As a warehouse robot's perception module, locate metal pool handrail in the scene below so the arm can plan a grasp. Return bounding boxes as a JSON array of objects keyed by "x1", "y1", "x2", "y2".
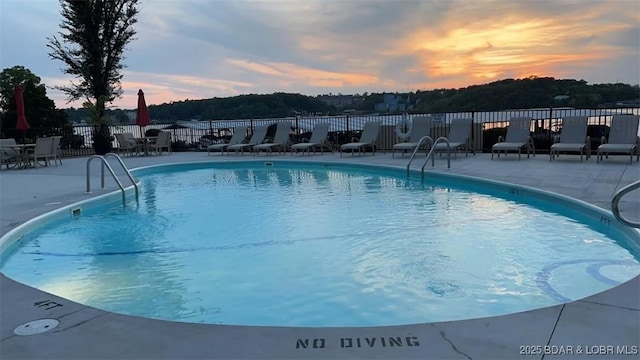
[
  {"x1": 86, "y1": 153, "x2": 139, "y2": 206},
  {"x1": 611, "y1": 179, "x2": 640, "y2": 228},
  {"x1": 420, "y1": 137, "x2": 451, "y2": 180},
  {"x1": 405, "y1": 136, "x2": 434, "y2": 176}
]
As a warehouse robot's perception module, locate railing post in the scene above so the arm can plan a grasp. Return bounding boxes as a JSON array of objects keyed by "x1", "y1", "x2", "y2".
[
  {"x1": 543, "y1": 107, "x2": 553, "y2": 152},
  {"x1": 101, "y1": 161, "x2": 105, "y2": 189},
  {"x1": 345, "y1": 114, "x2": 350, "y2": 134},
  {"x1": 471, "y1": 110, "x2": 475, "y2": 151}
]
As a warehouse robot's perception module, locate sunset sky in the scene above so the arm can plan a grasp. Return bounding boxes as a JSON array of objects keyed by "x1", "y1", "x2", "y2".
[{"x1": 1, "y1": 0, "x2": 639, "y2": 110}]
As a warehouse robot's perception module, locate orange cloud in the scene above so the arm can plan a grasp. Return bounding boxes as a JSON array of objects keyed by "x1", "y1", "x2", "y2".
[
  {"x1": 226, "y1": 59, "x2": 284, "y2": 77},
  {"x1": 392, "y1": 8, "x2": 636, "y2": 86},
  {"x1": 228, "y1": 59, "x2": 379, "y2": 88}
]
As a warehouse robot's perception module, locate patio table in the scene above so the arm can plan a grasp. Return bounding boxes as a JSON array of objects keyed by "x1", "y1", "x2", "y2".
[
  {"x1": 135, "y1": 137, "x2": 157, "y2": 156},
  {"x1": 0, "y1": 144, "x2": 36, "y2": 169}
]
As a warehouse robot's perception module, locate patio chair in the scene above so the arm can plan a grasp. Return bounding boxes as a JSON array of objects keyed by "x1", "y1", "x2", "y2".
[
  {"x1": 340, "y1": 121, "x2": 381, "y2": 156},
  {"x1": 207, "y1": 125, "x2": 248, "y2": 156},
  {"x1": 227, "y1": 124, "x2": 271, "y2": 155},
  {"x1": 115, "y1": 133, "x2": 140, "y2": 157},
  {"x1": 392, "y1": 116, "x2": 433, "y2": 158},
  {"x1": 432, "y1": 117, "x2": 475, "y2": 158},
  {"x1": 253, "y1": 122, "x2": 293, "y2": 155},
  {"x1": 51, "y1": 136, "x2": 63, "y2": 166},
  {"x1": 550, "y1": 116, "x2": 590, "y2": 162},
  {"x1": 290, "y1": 123, "x2": 333, "y2": 156},
  {"x1": 0, "y1": 138, "x2": 19, "y2": 169},
  {"x1": 491, "y1": 117, "x2": 535, "y2": 160},
  {"x1": 27, "y1": 137, "x2": 56, "y2": 167},
  {"x1": 148, "y1": 131, "x2": 172, "y2": 155},
  {"x1": 597, "y1": 114, "x2": 640, "y2": 164}
]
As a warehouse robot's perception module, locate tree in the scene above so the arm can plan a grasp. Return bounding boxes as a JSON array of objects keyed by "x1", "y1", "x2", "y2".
[
  {"x1": 47, "y1": 0, "x2": 140, "y2": 153},
  {"x1": 47, "y1": 0, "x2": 140, "y2": 120},
  {"x1": 0, "y1": 66, "x2": 42, "y2": 112},
  {"x1": 0, "y1": 66, "x2": 69, "y2": 130}
]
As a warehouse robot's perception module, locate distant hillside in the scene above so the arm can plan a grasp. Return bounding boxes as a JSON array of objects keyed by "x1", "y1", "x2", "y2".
[
  {"x1": 148, "y1": 93, "x2": 337, "y2": 121},
  {"x1": 409, "y1": 77, "x2": 639, "y2": 113},
  {"x1": 63, "y1": 77, "x2": 640, "y2": 123}
]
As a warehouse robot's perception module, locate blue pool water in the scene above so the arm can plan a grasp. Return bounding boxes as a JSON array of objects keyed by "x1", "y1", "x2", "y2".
[{"x1": 1, "y1": 162, "x2": 639, "y2": 327}]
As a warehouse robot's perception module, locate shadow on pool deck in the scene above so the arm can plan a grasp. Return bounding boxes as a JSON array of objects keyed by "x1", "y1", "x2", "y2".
[{"x1": 1, "y1": 151, "x2": 638, "y2": 359}]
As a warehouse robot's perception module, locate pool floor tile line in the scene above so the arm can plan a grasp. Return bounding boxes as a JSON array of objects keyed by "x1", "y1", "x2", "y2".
[{"x1": 0, "y1": 152, "x2": 639, "y2": 359}]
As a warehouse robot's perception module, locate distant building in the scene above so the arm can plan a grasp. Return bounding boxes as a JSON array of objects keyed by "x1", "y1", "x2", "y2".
[{"x1": 375, "y1": 93, "x2": 410, "y2": 112}]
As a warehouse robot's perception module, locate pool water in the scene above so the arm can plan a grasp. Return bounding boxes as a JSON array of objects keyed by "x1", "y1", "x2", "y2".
[{"x1": 1, "y1": 163, "x2": 639, "y2": 327}]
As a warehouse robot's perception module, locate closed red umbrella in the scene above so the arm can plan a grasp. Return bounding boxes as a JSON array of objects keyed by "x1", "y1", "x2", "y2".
[
  {"x1": 14, "y1": 85, "x2": 30, "y2": 142},
  {"x1": 136, "y1": 89, "x2": 151, "y2": 137}
]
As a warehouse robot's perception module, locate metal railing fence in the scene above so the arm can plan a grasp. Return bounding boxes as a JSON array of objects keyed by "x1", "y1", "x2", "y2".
[{"x1": 1, "y1": 106, "x2": 638, "y2": 157}]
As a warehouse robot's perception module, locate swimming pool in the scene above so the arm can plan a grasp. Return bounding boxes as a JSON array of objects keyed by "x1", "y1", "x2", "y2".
[{"x1": 1, "y1": 161, "x2": 639, "y2": 327}]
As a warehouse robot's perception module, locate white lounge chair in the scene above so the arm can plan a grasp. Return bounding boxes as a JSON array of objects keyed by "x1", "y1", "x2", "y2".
[
  {"x1": 291, "y1": 123, "x2": 333, "y2": 156},
  {"x1": 340, "y1": 121, "x2": 381, "y2": 156},
  {"x1": 227, "y1": 124, "x2": 271, "y2": 155},
  {"x1": 597, "y1": 114, "x2": 640, "y2": 164},
  {"x1": 550, "y1": 116, "x2": 589, "y2": 162},
  {"x1": 392, "y1": 116, "x2": 433, "y2": 158},
  {"x1": 491, "y1": 117, "x2": 535, "y2": 160},
  {"x1": 207, "y1": 126, "x2": 248, "y2": 156},
  {"x1": 432, "y1": 117, "x2": 474, "y2": 158},
  {"x1": 253, "y1": 122, "x2": 292, "y2": 155}
]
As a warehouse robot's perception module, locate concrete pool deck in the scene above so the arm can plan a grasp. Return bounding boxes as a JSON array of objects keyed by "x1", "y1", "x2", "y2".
[{"x1": 0, "y1": 151, "x2": 638, "y2": 359}]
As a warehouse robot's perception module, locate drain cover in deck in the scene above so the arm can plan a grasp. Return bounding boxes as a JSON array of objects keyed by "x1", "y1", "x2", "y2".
[{"x1": 14, "y1": 319, "x2": 59, "y2": 335}]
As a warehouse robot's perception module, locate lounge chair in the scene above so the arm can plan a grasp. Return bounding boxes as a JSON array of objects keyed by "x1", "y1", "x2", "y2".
[
  {"x1": 207, "y1": 126, "x2": 248, "y2": 156},
  {"x1": 340, "y1": 121, "x2": 381, "y2": 156},
  {"x1": 115, "y1": 133, "x2": 140, "y2": 157},
  {"x1": 253, "y1": 122, "x2": 293, "y2": 155},
  {"x1": 227, "y1": 124, "x2": 271, "y2": 155},
  {"x1": 290, "y1": 123, "x2": 333, "y2": 156},
  {"x1": 491, "y1": 117, "x2": 535, "y2": 160},
  {"x1": 597, "y1": 114, "x2": 640, "y2": 163},
  {"x1": 550, "y1": 116, "x2": 589, "y2": 162},
  {"x1": 392, "y1": 116, "x2": 433, "y2": 158},
  {"x1": 432, "y1": 117, "x2": 474, "y2": 158}
]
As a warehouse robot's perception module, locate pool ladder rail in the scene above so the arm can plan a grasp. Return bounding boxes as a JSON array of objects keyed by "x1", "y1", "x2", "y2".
[
  {"x1": 406, "y1": 136, "x2": 452, "y2": 180},
  {"x1": 611, "y1": 179, "x2": 640, "y2": 228},
  {"x1": 86, "y1": 153, "x2": 139, "y2": 206}
]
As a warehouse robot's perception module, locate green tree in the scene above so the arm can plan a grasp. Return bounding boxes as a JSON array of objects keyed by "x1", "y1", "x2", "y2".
[
  {"x1": 47, "y1": 0, "x2": 140, "y2": 120},
  {"x1": 0, "y1": 66, "x2": 69, "y2": 130},
  {"x1": 47, "y1": 0, "x2": 140, "y2": 153}
]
